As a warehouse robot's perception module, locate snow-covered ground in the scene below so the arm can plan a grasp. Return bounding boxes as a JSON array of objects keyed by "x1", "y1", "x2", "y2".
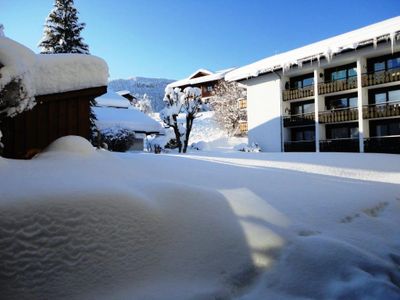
[
  {"x1": 0, "y1": 136, "x2": 399, "y2": 299},
  {"x1": 151, "y1": 111, "x2": 247, "y2": 151}
]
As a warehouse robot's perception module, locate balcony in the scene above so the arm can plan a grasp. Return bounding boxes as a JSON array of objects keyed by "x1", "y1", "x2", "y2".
[
  {"x1": 361, "y1": 68, "x2": 400, "y2": 87},
  {"x1": 318, "y1": 107, "x2": 358, "y2": 124},
  {"x1": 318, "y1": 77, "x2": 357, "y2": 95},
  {"x1": 284, "y1": 140, "x2": 316, "y2": 152},
  {"x1": 283, "y1": 112, "x2": 315, "y2": 127},
  {"x1": 282, "y1": 85, "x2": 314, "y2": 101},
  {"x1": 362, "y1": 101, "x2": 400, "y2": 119},
  {"x1": 319, "y1": 138, "x2": 359, "y2": 152},
  {"x1": 364, "y1": 135, "x2": 400, "y2": 154}
]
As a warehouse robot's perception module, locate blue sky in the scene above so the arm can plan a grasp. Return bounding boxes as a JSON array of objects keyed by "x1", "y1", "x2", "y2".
[{"x1": 1, "y1": 0, "x2": 399, "y2": 80}]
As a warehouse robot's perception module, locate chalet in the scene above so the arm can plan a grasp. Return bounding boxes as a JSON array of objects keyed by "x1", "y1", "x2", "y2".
[
  {"x1": 116, "y1": 90, "x2": 137, "y2": 103},
  {"x1": 226, "y1": 16, "x2": 400, "y2": 154},
  {"x1": 169, "y1": 68, "x2": 249, "y2": 135},
  {"x1": 94, "y1": 90, "x2": 163, "y2": 151},
  {"x1": 168, "y1": 68, "x2": 235, "y2": 102},
  {"x1": 0, "y1": 35, "x2": 108, "y2": 159}
]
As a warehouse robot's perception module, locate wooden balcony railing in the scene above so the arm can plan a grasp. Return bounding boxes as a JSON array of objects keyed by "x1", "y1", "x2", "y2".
[
  {"x1": 284, "y1": 140, "x2": 316, "y2": 152},
  {"x1": 319, "y1": 138, "x2": 359, "y2": 152},
  {"x1": 362, "y1": 100, "x2": 400, "y2": 119},
  {"x1": 364, "y1": 135, "x2": 400, "y2": 154},
  {"x1": 318, "y1": 77, "x2": 357, "y2": 95},
  {"x1": 282, "y1": 85, "x2": 314, "y2": 101},
  {"x1": 283, "y1": 112, "x2": 315, "y2": 127},
  {"x1": 361, "y1": 68, "x2": 400, "y2": 87},
  {"x1": 318, "y1": 107, "x2": 358, "y2": 124}
]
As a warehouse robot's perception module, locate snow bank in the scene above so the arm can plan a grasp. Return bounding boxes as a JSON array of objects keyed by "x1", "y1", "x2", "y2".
[
  {"x1": 40, "y1": 135, "x2": 96, "y2": 156},
  {"x1": 94, "y1": 106, "x2": 164, "y2": 134},
  {"x1": 187, "y1": 111, "x2": 248, "y2": 151},
  {"x1": 95, "y1": 90, "x2": 132, "y2": 108},
  {"x1": 0, "y1": 36, "x2": 108, "y2": 97},
  {"x1": 0, "y1": 144, "x2": 254, "y2": 299},
  {"x1": 226, "y1": 16, "x2": 400, "y2": 81},
  {"x1": 0, "y1": 140, "x2": 399, "y2": 299}
]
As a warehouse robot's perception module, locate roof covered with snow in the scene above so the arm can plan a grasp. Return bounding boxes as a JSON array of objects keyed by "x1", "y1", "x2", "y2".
[
  {"x1": 168, "y1": 68, "x2": 236, "y2": 88},
  {"x1": 95, "y1": 90, "x2": 132, "y2": 108},
  {"x1": 93, "y1": 106, "x2": 164, "y2": 134},
  {"x1": 225, "y1": 16, "x2": 400, "y2": 81},
  {"x1": 0, "y1": 35, "x2": 108, "y2": 97},
  {"x1": 116, "y1": 90, "x2": 131, "y2": 96}
]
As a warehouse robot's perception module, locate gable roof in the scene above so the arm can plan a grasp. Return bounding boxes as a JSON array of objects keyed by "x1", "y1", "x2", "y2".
[
  {"x1": 225, "y1": 16, "x2": 400, "y2": 82},
  {"x1": 95, "y1": 90, "x2": 132, "y2": 108},
  {"x1": 188, "y1": 69, "x2": 213, "y2": 79},
  {"x1": 168, "y1": 68, "x2": 236, "y2": 88},
  {"x1": 93, "y1": 106, "x2": 164, "y2": 134}
]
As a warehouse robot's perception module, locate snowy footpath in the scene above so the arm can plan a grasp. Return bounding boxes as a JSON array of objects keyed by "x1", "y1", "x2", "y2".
[{"x1": 0, "y1": 136, "x2": 399, "y2": 300}]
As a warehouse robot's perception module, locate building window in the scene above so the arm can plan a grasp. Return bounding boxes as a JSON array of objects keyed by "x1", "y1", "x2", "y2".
[
  {"x1": 369, "y1": 85, "x2": 400, "y2": 105},
  {"x1": 239, "y1": 122, "x2": 248, "y2": 133},
  {"x1": 368, "y1": 52, "x2": 400, "y2": 73},
  {"x1": 325, "y1": 93, "x2": 358, "y2": 110},
  {"x1": 326, "y1": 123, "x2": 359, "y2": 139},
  {"x1": 290, "y1": 100, "x2": 314, "y2": 115},
  {"x1": 370, "y1": 118, "x2": 400, "y2": 137},
  {"x1": 289, "y1": 73, "x2": 314, "y2": 89},
  {"x1": 206, "y1": 85, "x2": 213, "y2": 92},
  {"x1": 238, "y1": 98, "x2": 247, "y2": 109},
  {"x1": 291, "y1": 126, "x2": 315, "y2": 141},
  {"x1": 325, "y1": 63, "x2": 357, "y2": 82}
]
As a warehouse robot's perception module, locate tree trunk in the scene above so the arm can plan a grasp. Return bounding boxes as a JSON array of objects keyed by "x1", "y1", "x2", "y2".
[
  {"x1": 183, "y1": 114, "x2": 194, "y2": 153},
  {"x1": 172, "y1": 115, "x2": 182, "y2": 153}
]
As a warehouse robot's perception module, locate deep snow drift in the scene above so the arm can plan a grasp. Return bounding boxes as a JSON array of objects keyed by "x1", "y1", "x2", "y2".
[{"x1": 0, "y1": 136, "x2": 399, "y2": 299}]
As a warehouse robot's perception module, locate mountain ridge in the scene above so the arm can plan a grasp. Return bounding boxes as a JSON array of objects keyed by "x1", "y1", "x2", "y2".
[{"x1": 108, "y1": 76, "x2": 175, "y2": 112}]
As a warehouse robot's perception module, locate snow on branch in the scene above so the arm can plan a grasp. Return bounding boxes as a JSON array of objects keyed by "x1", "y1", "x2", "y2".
[{"x1": 160, "y1": 86, "x2": 202, "y2": 153}]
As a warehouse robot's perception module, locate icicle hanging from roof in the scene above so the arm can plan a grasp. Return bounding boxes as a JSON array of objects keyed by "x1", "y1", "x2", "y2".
[{"x1": 390, "y1": 32, "x2": 396, "y2": 54}]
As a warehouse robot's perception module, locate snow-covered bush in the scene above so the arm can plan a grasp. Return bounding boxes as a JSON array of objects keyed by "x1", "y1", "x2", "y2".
[
  {"x1": 160, "y1": 86, "x2": 202, "y2": 153},
  {"x1": 145, "y1": 129, "x2": 176, "y2": 153},
  {"x1": 0, "y1": 27, "x2": 37, "y2": 150},
  {"x1": 234, "y1": 142, "x2": 261, "y2": 152},
  {"x1": 209, "y1": 80, "x2": 247, "y2": 136},
  {"x1": 99, "y1": 127, "x2": 136, "y2": 152}
]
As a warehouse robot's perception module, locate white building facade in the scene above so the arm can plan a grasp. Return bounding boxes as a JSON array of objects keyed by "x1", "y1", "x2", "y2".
[{"x1": 226, "y1": 17, "x2": 400, "y2": 153}]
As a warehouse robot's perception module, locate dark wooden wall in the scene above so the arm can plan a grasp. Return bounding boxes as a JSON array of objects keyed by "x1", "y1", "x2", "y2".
[{"x1": 1, "y1": 86, "x2": 106, "y2": 159}]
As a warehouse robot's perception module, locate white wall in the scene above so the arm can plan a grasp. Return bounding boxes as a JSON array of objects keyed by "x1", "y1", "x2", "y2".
[{"x1": 245, "y1": 74, "x2": 282, "y2": 152}]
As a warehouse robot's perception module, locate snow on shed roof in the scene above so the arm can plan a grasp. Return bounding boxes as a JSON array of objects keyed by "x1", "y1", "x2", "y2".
[
  {"x1": 116, "y1": 90, "x2": 131, "y2": 96},
  {"x1": 0, "y1": 36, "x2": 108, "y2": 97},
  {"x1": 168, "y1": 68, "x2": 236, "y2": 88},
  {"x1": 93, "y1": 106, "x2": 164, "y2": 134},
  {"x1": 95, "y1": 90, "x2": 131, "y2": 108},
  {"x1": 225, "y1": 16, "x2": 400, "y2": 82}
]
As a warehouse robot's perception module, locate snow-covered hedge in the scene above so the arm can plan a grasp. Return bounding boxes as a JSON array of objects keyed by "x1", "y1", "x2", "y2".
[{"x1": 99, "y1": 127, "x2": 136, "y2": 152}]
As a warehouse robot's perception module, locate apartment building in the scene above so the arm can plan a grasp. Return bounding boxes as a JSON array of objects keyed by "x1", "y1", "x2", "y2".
[{"x1": 225, "y1": 16, "x2": 400, "y2": 153}]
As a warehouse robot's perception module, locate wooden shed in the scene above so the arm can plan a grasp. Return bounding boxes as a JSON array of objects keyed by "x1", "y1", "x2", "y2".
[
  {"x1": 0, "y1": 86, "x2": 106, "y2": 159},
  {"x1": 0, "y1": 35, "x2": 109, "y2": 159}
]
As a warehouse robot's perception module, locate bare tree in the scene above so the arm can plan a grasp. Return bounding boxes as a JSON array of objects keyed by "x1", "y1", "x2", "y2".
[
  {"x1": 209, "y1": 80, "x2": 246, "y2": 136},
  {"x1": 181, "y1": 87, "x2": 202, "y2": 153},
  {"x1": 160, "y1": 86, "x2": 201, "y2": 153}
]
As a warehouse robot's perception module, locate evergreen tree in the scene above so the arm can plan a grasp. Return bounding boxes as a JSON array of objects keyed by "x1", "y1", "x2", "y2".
[
  {"x1": 38, "y1": 0, "x2": 98, "y2": 144},
  {"x1": 38, "y1": 0, "x2": 89, "y2": 54}
]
